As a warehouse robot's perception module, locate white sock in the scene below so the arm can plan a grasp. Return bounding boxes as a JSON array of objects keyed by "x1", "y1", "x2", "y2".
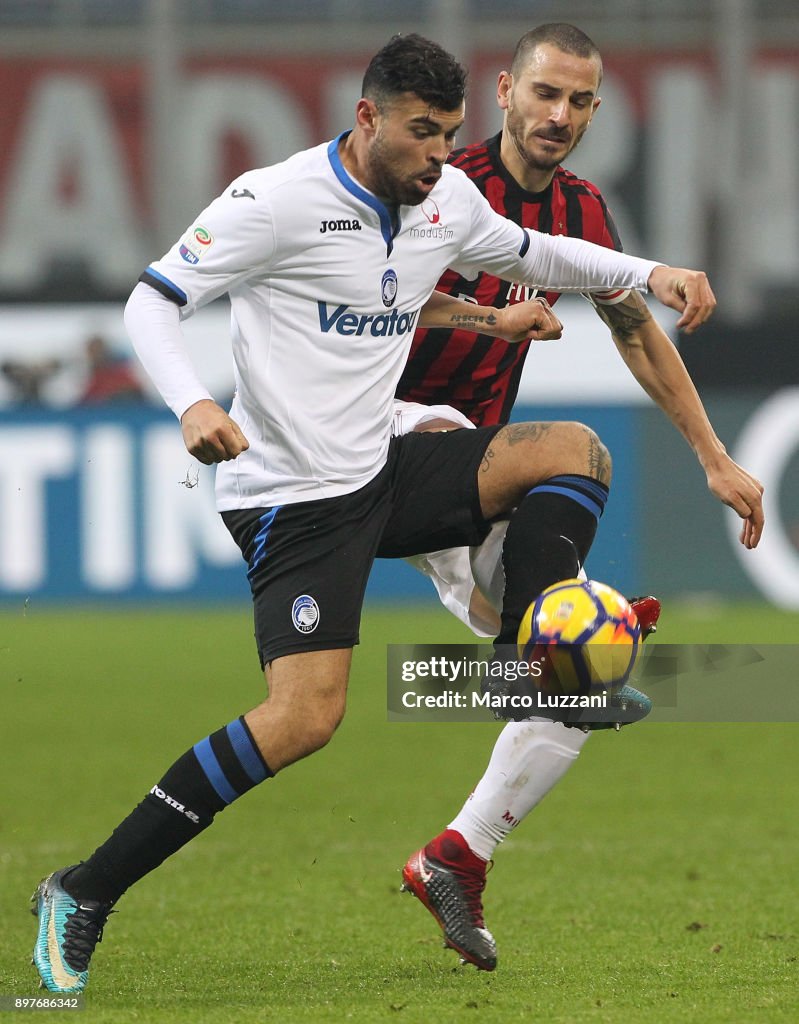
[{"x1": 448, "y1": 719, "x2": 589, "y2": 861}]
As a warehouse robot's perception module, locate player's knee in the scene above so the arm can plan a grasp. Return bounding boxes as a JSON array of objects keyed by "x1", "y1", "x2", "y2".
[
  {"x1": 304, "y1": 702, "x2": 346, "y2": 752},
  {"x1": 495, "y1": 420, "x2": 611, "y2": 486},
  {"x1": 479, "y1": 421, "x2": 611, "y2": 521},
  {"x1": 555, "y1": 421, "x2": 612, "y2": 486},
  {"x1": 295, "y1": 685, "x2": 347, "y2": 754},
  {"x1": 580, "y1": 422, "x2": 612, "y2": 486}
]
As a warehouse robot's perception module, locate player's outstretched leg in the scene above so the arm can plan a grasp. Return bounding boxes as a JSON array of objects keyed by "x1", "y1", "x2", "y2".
[{"x1": 402, "y1": 421, "x2": 610, "y2": 968}]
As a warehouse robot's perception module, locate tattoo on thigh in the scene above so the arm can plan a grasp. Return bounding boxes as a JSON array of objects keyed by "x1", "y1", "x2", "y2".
[
  {"x1": 585, "y1": 428, "x2": 612, "y2": 485},
  {"x1": 499, "y1": 422, "x2": 555, "y2": 447}
]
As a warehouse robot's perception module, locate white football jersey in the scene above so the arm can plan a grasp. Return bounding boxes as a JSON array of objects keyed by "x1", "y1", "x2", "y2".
[{"x1": 139, "y1": 132, "x2": 659, "y2": 510}]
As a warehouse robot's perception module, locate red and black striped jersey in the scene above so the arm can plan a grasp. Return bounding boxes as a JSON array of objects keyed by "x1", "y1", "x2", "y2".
[{"x1": 396, "y1": 132, "x2": 622, "y2": 426}]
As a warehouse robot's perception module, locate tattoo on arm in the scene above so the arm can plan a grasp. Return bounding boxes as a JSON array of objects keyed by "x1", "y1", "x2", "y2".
[
  {"x1": 448, "y1": 313, "x2": 498, "y2": 328},
  {"x1": 593, "y1": 290, "x2": 652, "y2": 343}
]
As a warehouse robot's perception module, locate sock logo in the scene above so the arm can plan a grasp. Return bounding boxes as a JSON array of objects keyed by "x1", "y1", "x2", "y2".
[{"x1": 150, "y1": 785, "x2": 201, "y2": 824}]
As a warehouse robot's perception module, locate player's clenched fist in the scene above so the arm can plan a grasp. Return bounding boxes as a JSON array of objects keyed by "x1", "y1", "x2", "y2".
[
  {"x1": 496, "y1": 297, "x2": 563, "y2": 343},
  {"x1": 180, "y1": 398, "x2": 250, "y2": 464}
]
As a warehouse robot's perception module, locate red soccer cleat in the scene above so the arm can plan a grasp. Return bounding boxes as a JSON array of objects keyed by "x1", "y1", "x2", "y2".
[
  {"x1": 401, "y1": 829, "x2": 496, "y2": 971},
  {"x1": 628, "y1": 595, "x2": 661, "y2": 640}
]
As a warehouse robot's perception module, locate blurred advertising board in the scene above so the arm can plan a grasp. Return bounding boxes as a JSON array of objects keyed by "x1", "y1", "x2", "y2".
[
  {"x1": 3, "y1": 393, "x2": 796, "y2": 607},
  {"x1": 0, "y1": 47, "x2": 797, "y2": 298},
  {"x1": 0, "y1": 404, "x2": 636, "y2": 604}
]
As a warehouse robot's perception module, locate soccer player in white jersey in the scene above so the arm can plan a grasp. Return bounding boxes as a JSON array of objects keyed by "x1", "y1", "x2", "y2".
[{"x1": 31, "y1": 33, "x2": 722, "y2": 993}]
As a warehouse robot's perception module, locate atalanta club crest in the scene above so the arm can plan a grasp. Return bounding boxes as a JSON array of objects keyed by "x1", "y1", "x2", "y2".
[
  {"x1": 381, "y1": 268, "x2": 398, "y2": 308},
  {"x1": 292, "y1": 595, "x2": 320, "y2": 634}
]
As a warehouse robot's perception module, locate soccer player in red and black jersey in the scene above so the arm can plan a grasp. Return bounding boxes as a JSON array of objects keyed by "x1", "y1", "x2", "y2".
[
  {"x1": 398, "y1": 23, "x2": 764, "y2": 973},
  {"x1": 396, "y1": 31, "x2": 624, "y2": 427}
]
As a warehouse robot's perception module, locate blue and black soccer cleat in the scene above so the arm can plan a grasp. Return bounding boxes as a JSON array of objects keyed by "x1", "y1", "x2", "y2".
[
  {"x1": 573, "y1": 595, "x2": 660, "y2": 731},
  {"x1": 578, "y1": 680, "x2": 653, "y2": 731},
  {"x1": 31, "y1": 866, "x2": 114, "y2": 993}
]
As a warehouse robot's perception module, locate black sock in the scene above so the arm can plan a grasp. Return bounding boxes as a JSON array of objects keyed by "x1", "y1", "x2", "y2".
[
  {"x1": 497, "y1": 474, "x2": 609, "y2": 647},
  {"x1": 64, "y1": 716, "x2": 273, "y2": 904}
]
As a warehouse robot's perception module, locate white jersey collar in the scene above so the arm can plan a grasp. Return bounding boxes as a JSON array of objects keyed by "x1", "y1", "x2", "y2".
[{"x1": 327, "y1": 131, "x2": 401, "y2": 257}]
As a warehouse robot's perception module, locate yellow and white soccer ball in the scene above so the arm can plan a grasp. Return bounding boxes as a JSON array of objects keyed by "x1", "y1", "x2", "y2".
[{"x1": 518, "y1": 578, "x2": 641, "y2": 694}]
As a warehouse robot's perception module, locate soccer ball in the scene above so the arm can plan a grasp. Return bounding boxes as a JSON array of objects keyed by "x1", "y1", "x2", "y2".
[{"x1": 517, "y1": 578, "x2": 641, "y2": 694}]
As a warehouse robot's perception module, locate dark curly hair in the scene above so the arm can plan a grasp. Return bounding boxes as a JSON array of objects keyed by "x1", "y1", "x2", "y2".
[{"x1": 362, "y1": 34, "x2": 467, "y2": 112}]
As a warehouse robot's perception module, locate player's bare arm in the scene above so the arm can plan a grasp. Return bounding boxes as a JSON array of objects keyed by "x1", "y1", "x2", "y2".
[
  {"x1": 180, "y1": 398, "x2": 250, "y2": 465},
  {"x1": 420, "y1": 291, "x2": 563, "y2": 342},
  {"x1": 591, "y1": 288, "x2": 653, "y2": 343},
  {"x1": 593, "y1": 290, "x2": 764, "y2": 549},
  {"x1": 647, "y1": 266, "x2": 716, "y2": 333}
]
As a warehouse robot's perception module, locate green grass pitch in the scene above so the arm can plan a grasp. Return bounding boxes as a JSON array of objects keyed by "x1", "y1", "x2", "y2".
[{"x1": 2, "y1": 602, "x2": 798, "y2": 1023}]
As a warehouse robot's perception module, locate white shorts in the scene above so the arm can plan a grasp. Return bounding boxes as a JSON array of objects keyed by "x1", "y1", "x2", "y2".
[{"x1": 391, "y1": 399, "x2": 475, "y2": 437}]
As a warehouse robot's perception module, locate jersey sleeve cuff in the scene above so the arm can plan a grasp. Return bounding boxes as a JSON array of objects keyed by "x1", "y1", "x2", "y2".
[
  {"x1": 139, "y1": 268, "x2": 189, "y2": 308},
  {"x1": 174, "y1": 390, "x2": 216, "y2": 422},
  {"x1": 591, "y1": 288, "x2": 632, "y2": 305}
]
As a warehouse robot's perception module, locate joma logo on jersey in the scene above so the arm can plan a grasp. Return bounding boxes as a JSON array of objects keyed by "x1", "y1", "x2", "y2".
[
  {"x1": 320, "y1": 218, "x2": 362, "y2": 234},
  {"x1": 317, "y1": 302, "x2": 419, "y2": 337}
]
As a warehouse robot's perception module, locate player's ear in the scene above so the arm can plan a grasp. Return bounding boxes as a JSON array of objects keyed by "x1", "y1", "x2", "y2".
[
  {"x1": 355, "y1": 97, "x2": 380, "y2": 135},
  {"x1": 591, "y1": 95, "x2": 602, "y2": 119},
  {"x1": 497, "y1": 71, "x2": 512, "y2": 110}
]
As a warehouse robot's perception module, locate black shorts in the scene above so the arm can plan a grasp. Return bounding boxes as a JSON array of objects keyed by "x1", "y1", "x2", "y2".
[{"x1": 222, "y1": 425, "x2": 502, "y2": 666}]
